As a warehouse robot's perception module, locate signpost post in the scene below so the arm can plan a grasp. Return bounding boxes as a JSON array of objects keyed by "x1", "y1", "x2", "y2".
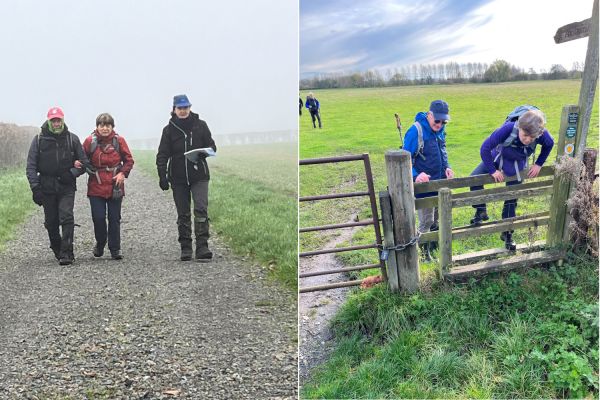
[{"x1": 547, "y1": 0, "x2": 598, "y2": 246}]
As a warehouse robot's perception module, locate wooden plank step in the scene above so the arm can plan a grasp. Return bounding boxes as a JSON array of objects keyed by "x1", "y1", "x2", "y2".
[
  {"x1": 419, "y1": 213, "x2": 549, "y2": 243},
  {"x1": 453, "y1": 240, "x2": 546, "y2": 265},
  {"x1": 444, "y1": 249, "x2": 565, "y2": 281}
]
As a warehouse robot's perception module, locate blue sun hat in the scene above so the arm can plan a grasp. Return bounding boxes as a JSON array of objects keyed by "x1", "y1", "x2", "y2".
[{"x1": 173, "y1": 94, "x2": 192, "y2": 108}]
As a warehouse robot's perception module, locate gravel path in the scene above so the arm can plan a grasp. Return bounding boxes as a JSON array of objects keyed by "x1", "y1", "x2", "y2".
[{"x1": 0, "y1": 169, "x2": 297, "y2": 399}]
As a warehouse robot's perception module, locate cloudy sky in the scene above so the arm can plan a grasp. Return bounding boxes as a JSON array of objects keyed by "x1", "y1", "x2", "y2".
[
  {"x1": 300, "y1": 0, "x2": 593, "y2": 77},
  {"x1": 0, "y1": 0, "x2": 298, "y2": 140}
]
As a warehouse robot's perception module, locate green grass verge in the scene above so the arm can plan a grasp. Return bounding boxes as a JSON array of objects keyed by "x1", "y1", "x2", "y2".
[
  {"x1": 134, "y1": 142, "x2": 298, "y2": 291},
  {"x1": 0, "y1": 167, "x2": 37, "y2": 251},
  {"x1": 302, "y1": 255, "x2": 599, "y2": 399}
]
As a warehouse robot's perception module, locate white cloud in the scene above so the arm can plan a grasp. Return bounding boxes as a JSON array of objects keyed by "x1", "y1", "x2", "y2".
[{"x1": 435, "y1": 0, "x2": 592, "y2": 72}]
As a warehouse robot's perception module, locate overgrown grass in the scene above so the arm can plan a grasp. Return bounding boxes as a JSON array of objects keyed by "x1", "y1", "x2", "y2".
[
  {"x1": 134, "y1": 142, "x2": 298, "y2": 291},
  {"x1": 0, "y1": 167, "x2": 37, "y2": 251},
  {"x1": 302, "y1": 255, "x2": 599, "y2": 399}
]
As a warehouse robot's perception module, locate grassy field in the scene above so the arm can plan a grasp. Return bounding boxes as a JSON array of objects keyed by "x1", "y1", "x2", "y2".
[
  {"x1": 300, "y1": 80, "x2": 599, "y2": 398},
  {"x1": 134, "y1": 141, "x2": 298, "y2": 291},
  {"x1": 0, "y1": 168, "x2": 37, "y2": 251},
  {"x1": 300, "y1": 80, "x2": 599, "y2": 266}
]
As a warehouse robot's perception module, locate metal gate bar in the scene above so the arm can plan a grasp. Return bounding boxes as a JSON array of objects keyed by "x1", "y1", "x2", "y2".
[
  {"x1": 300, "y1": 243, "x2": 378, "y2": 258},
  {"x1": 299, "y1": 263, "x2": 381, "y2": 278},
  {"x1": 300, "y1": 153, "x2": 386, "y2": 292},
  {"x1": 300, "y1": 220, "x2": 374, "y2": 233}
]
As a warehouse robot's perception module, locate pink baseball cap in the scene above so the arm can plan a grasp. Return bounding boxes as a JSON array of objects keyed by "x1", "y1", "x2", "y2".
[{"x1": 47, "y1": 106, "x2": 64, "y2": 120}]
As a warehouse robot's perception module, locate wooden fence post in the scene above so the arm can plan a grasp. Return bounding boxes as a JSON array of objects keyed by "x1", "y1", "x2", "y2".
[
  {"x1": 385, "y1": 150, "x2": 419, "y2": 293},
  {"x1": 379, "y1": 191, "x2": 399, "y2": 292},
  {"x1": 438, "y1": 188, "x2": 453, "y2": 275},
  {"x1": 547, "y1": 105, "x2": 578, "y2": 246}
]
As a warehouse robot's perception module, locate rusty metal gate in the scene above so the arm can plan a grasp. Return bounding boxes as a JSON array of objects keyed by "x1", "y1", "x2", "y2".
[{"x1": 299, "y1": 154, "x2": 386, "y2": 293}]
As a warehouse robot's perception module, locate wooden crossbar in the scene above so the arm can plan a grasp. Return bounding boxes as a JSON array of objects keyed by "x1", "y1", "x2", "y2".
[
  {"x1": 413, "y1": 165, "x2": 554, "y2": 194},
  {"x1": 452, "y1": 240, "x2": 546, "y2": 266},
  {"x1": 452, "y1": 186, "x2": 552, "y2": 208},
  {"x1": 415, "y1": 179, "x2": 553, "y2": 210},
  {"x1": 444, "y1": 249, "x2": 565, "y2": 280},
  {"x1": 419, "y1": 212, "x2": 550, "y2": 243}
]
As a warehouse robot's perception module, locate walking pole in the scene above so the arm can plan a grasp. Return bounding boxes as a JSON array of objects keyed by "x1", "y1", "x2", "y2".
[{"x1": 394, "y1": 113, "x2": 403, "y2": 147}]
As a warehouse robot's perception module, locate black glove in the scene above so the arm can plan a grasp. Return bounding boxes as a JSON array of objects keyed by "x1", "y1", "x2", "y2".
[
  {"x1": 32, "y1": 187, "x2": 44, "y2": 206},
  {"x1": 59, "y1": 170, "x2": 76, "y2": 185},
  {"x1": 159, "y1": 177, "x2": 170, "y2": 191}
]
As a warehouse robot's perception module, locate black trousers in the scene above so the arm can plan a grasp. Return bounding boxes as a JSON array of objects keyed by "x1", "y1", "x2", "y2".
[
  {"x1": 42, "y1": 191, "x2": 75, "y2": 258},
  {"x1": 172, "y1": 181, "x2": 209, "y2": 247},
  {"x1": 310, "y1": 110, "x2": 322, "y2": 128},
  {"x1": 469, "y1": 161, "x2": 521, "y2": 219}
]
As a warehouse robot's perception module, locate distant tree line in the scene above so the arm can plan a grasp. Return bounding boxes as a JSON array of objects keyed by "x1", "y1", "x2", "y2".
[{"x1": 299, "y1": 60, "x2": 584, "y2": 89}]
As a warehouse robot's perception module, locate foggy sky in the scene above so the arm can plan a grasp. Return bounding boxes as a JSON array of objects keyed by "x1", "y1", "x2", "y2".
[
  {"x1": 0, "y1": 0, "x2": 298, "y2": 141},
  {"x1": 301, "y1": 0, "x2": 592, "y2": 77}
]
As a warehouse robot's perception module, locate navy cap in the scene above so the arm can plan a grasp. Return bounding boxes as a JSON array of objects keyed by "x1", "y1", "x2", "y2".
[
  {"x1": 430, "y1": 100, "x2": 450, "y2": 121},
  {"x1": 173, "y1": 94, "x2": 192, "y2": 108}
]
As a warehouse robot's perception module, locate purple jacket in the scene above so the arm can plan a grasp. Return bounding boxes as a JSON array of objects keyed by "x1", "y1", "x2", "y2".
[{"x1": 481, "y1": 121, "x2": 554, "y2": 177}]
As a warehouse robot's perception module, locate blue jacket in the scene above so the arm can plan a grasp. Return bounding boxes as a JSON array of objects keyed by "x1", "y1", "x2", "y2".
[
  {"x1": 481, "y1": 121, "x2": 554, "y2": 177},
  {"x1": 305, "y1": 97, "x2": 320, "y2": 111},
  {"x1": 403, "y1": 112, "x2": 450, "y2": 181}
]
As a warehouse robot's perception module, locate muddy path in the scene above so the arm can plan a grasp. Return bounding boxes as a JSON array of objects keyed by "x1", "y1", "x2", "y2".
[{"x1": 298, "y1": 218, "x2": 362, "y2": 385}]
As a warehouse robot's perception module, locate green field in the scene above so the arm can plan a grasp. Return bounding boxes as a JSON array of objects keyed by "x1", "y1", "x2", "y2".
[
  {"x1": 135, "y1": 141, "x2": 298, "y2": 291},
  {"x1": 300, "y1": 80, "x2": 599, "y2": 263},
  {"x1": 0, "y1": 168, "x2": 37, "y2": 250},
  {"x1": 300, "y1": 80, "x2": 599, "y2": 398}
]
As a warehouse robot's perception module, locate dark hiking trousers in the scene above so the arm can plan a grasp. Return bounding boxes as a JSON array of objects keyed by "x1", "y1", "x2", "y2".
[
  {"x1": 89, "y1": 196, "x2": 123, "y2": 252},
  {"x1": 42, "y1": 191, "x2": 75, "y2": 258},
  {"x1": 310, "y1": 110, "x2": 322, "y2": 128},
  {"x1": 172, "y1": 181, "x2": 209, "y2": 249},
  {"x1": 469, "y1": 161, "x2": 521, "y2": 219}
]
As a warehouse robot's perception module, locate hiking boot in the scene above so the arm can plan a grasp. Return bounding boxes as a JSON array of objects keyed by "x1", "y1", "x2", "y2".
[
  {"x1": 50, "y1": 245, "x2": 61, "y2": 260},
  {"x1": 180, "y1": 245, "x2": 193, "y2": 261},
  {"x1": 111, "y1": 250, "x2": 123, "y2": 260},
  {"x1": 500, "y1": 231, "x2": 517, "y2": 251},
  {"x1": 93, "y1": 243, "x2": 104, "y2": 258},
  {"x1": 429, "y1": 224, "x2": 439, "y2": 252},
  {"x1": 195, "y1": 247, "x2": 213, "y2": 262},
  {"x1": 419, "y1": 243, "x2": 432, "y2": 262},
  {"x1": 470, "y1": 209, "x2": 489, "y2": 226},
  {"x1": 58, "y1": 254, "x2": 73, "y2": 266},
  {"x1": 194, "y1": 217, "x2": 211, "y2": 262}
]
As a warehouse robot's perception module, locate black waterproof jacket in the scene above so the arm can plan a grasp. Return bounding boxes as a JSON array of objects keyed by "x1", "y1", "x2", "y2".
[
  {"x1": 25, "y1": 122, "x2": 88, "y2": 194},
  {"x1": 156, "y1": 112, "x2": 217, "y2": 185}
]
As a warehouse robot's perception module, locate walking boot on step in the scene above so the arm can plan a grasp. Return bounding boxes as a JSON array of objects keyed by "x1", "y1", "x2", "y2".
[
  {"x1": 500, "y1": 231, "x2": 517, "y2": 251},
  {"x1": 428, "y1": 222, "x2": 439, "y2": 252},
  {"x1": 195, "y1": 216, "x2": 212, "y2": 262},
  {"x1": 470, "y1": 207, "x2": 489, "y2": 226},
  {"x1": 419, "y1": 243, "x2": 432, "y2": 262}
]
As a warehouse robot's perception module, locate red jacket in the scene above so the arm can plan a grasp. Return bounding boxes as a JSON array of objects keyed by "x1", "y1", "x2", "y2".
[{"x1": 82, "y1": 131, "x2": 134, "y2": 199}]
